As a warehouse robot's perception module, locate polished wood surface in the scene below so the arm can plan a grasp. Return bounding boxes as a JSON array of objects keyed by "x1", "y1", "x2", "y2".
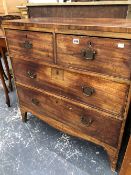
[
  {"x1": 0, "y1": 29, "x2": 6, "y2": 46},
  {"x1": 5, "y1": 29, "x2": 53, "y2": 63},
  {"x1": 3, "y1": 17, "x2": 131, "y2": 35},
  {"x1": 0, "y1": 29, "x2": 5, "y2": 38},
  {"x1": 3, "y1": 18, "x2": 131, "y2": 172},
  {"x1": 11, "y1": 58, "x2": 129, "y2": 117},
  {"x1": 57, "y1": 34, "x2": 131, "y2": 79},
  {"x1": 17, "y1": 84, "x2": 122, "y2": 148},
  {"x1": 0, "y1": 29, "x2": 6, "y2": 48}
]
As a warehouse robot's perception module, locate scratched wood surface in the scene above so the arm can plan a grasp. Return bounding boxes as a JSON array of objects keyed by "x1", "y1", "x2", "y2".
[
  {"x1": 5, "y1": 29, "x2": 54, "y2": 64},
  {"x1": 3, "y1": 18, "x2": 131, "y2": 172},
  {"x1": 4, "y1": 18, "x2": 131, "y2": 34},
  {"x1": 57, "y1": 34, "x2": 131, "y2": 80},
  {"x1": 17, "y1": 84, "x2": 122, "y2": 148},
  {"x1": 11, "y1": 58, "x2": 129, "y2": 117}
]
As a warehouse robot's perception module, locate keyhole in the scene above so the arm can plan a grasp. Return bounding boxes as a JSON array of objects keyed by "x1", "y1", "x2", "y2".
[
  {"x1": 55, "y1": 100, "x2": 58, "y2": 104},
  {"x1": 56, "y1": 70, "x2": 59, "y2": 75},
  {"x1": 89, "y1": 41, "x2": 92, "y2": 47}
]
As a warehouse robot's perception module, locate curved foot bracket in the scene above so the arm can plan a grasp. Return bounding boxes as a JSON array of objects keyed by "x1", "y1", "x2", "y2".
[
  {"x1": 21, "y1": 109, "x2": 28, "y2": 123},
  {"x1": 104, "y1": 147, "x2": 118, "y2": 172}
]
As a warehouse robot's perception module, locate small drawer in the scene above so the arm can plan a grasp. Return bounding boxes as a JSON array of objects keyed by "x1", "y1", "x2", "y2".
[
  {"x1": 5, "y1": 29, "x2": 54, "y2": 63},
  {"x1": 56, "y1": 34, "x2": 131, "y2": 80},
  {"x1": 17, "y1": 85, "x2": 122, "y2": 148},
  {"x1": 12, "y1": 58, "x2": 129, "y2": 117}
]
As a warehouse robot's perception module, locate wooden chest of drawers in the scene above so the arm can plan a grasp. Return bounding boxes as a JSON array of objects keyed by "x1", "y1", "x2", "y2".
[{"x1": 3, "y1": 18, "x2": 131, "y2": 171}]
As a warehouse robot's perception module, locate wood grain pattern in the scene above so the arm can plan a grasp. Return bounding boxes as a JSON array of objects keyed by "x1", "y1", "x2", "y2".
[
  {"x1": 21, "y1": 104, "x2": 118, "y2": 170},
  {"x1": 5, "y1": 29, "x2": 54, "y2": 64},
  {"x1": 3, "y1": 18, "x2": 131, "y2": 34},
  {"x1": 11, "y1": 58, "x2": 129, "y2": 117},
  {"x1": 17, "y1": 84, "x2": 122, "y2": 148},
  {"x1": 3, "y1": 17, "x2": 131, "y2": 172},
  {"x1": 57, "y1": 34, "x2": 131, "y2": 80},
  {"x1": 27, "y1": 5, "x2": 128, "y2": 19}
]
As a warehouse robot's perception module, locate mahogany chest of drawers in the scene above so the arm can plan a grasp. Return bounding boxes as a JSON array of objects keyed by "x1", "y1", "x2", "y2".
[{"x1": 3, "y1": 18, "x2": 131, "y2": 171}]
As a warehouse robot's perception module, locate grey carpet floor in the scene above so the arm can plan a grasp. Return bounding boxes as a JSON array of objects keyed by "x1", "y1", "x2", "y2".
[{"x1": 0, "y1": 82, "x2": 118, "y2": 175}]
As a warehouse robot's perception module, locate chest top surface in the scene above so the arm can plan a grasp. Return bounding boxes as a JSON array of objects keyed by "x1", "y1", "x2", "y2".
[{"x1": 3, "y1": 17, "x2": 131, "y2": 35}]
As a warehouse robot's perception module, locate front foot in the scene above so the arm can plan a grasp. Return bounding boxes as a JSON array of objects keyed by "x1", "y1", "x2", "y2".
[
  {"x1": 5, "y1": 92, "x2": 10, "y2": 107},
  {"x1": 21, "y1": 111, "x2": 28, "y2": 123},
  {"x1": 6, "y1": 97, "x2": 10, "y2": 107},
  {"x1": 105, "y1": 148, "x2": 118, "y2": 172}
]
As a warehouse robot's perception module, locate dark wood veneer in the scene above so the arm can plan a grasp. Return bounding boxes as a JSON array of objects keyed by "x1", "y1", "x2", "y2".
[{"x1": 28, "y1": 5, "x2": 128, "y2": 19}]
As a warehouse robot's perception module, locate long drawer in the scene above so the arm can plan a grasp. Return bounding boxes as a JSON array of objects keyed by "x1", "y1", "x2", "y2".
[
  {"x1": 56, "y1": 34, "x2": 131, "y2": 80},
  {"x1": 5, "y1": 29, "x2": 54, "y2": 63},
  {"x1": 17, "y1": 85, "x2": 122, "y2": 148},
  {"x1": 12, "y1": 58, "x2": 129, "y2": 116}
]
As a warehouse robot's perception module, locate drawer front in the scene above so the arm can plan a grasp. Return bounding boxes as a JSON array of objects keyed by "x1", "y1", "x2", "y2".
[
  {"x1": 17, "y1": 85, "x2": 122, "y2": 148},
  {"x1": 5, "y1": 29, "x2": 54, "y2": 63},
  {"x1": 12, "y1": 58, "x2": 129, "y2": 116},
  {"x1": 57, "y1": 34, "x2": 131, "y2": 80}
]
